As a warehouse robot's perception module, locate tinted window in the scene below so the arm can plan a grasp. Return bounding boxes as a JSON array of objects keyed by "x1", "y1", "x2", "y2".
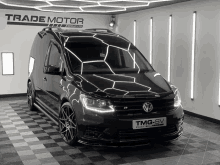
[
  {"x1": 95, "y1": 34, "x2": 129, "y2": 50},
  {"x1": 66, "y1": 38, "x2": 107, "y2": 61},
  {"x1": 44, "y1": 44, "x2": 51, "y2": 67},
  {"x1": 66, "y1": 51, "x2": 81, "y2": 71},
  {"x1": 48, "y1": 44, "x2": 61, "y2": 67},
  {"x1": 129, "y1": 45, "x2": 153, "y2": 70},
  {"x1": 65, "y1": 37, "x2": 153, "y2": 74},
  {"x1": 105, "y1": 46, "x2": 151, "y2": 70}
]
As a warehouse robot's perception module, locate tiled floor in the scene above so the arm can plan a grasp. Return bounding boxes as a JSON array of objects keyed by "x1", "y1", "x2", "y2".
[{"x1": 1, "y1": 98, "x2": 220, "y2": 165}]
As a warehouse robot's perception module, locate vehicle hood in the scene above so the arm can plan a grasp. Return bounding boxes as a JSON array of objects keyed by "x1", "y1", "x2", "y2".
[{"x1": 73, "y1": 71, "x2": 172, "y2": 98}]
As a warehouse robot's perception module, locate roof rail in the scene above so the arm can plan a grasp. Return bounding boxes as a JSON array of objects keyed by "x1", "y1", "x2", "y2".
[
  {"x1": 42, "y1": 27, "x2": 62, "y2": 31},
  {"x1": 83, "y1": 28, "x2": 114, "y2": 33},
  {"x1": 42, "y1": 27, "x2": 80, "y2": 33}
]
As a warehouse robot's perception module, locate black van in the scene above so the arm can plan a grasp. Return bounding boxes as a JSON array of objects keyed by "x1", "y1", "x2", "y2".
[{"x1": 27, "y1": 27, "x2": 184, "y2": 147}]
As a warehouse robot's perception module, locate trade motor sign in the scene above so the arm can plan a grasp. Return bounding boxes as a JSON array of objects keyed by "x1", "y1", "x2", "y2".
[{"x1": 5, "y1": 14, "x2": 84, "y2": 28}]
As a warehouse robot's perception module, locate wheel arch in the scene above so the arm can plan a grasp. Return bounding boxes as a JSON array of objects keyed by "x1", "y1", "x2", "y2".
[
  {"x1": 60, "y1": 96, "x2": 70, "y2": 112},
  {"x1": 27, "y1": 78, "x2": 36, "y2": 99},
  {"x1": 60, "y1": 97, "x2": 69, "y2": 106}
]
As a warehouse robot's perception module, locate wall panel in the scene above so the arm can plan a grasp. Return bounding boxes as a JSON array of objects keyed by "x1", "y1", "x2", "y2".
[
  {"x1": 115, "y1": 0, "x2": 220, "y2": 120},
  {"x1": 135, "y1": 16, "x2": 150, "y2": 63},
  {"x1": 171, "y1": 12, "x2": 192, "y2": 112},
  {"x1": 116, "y1": 16, "x2": 133, "y2": 44},
  {"x1": 153, "y1": 15, "x2": 169, "y2": 79},
  {"x1": 194, "y1": 9, "x2": 220, "y2": 117}
]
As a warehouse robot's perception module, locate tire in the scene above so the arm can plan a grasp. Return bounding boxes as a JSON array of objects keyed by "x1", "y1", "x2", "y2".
[
  {"x1": 27, "y1": 81, "x2": 37, "y2": 111},
  {"x1": 59, "y1": 102, "x2": 78, "y2": 146}
]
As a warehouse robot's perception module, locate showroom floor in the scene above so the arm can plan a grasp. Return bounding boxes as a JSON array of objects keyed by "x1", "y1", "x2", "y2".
[{"x1": 1, "y1": 97, "x2": 220, "y2": 165}]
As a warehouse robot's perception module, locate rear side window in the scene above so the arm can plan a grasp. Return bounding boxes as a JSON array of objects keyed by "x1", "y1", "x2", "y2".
[
  {"x1": 44, "y1": 44, "x2": 51, "y2": 67},
  {"x1": 48, "y1": 44, "x2": 61, "y2": 67},
  {"x1": 44, "y1": 42, "x2": 61, "y2": 68}
]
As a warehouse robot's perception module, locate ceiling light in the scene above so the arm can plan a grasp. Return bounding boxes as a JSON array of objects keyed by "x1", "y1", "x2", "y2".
[
  {"x1": 109, "y1": 22, "x2": 114, "y2": 27},
  {"x1": 81, "y1": 6, "x2": 126, "y2": 13},
  {"x1": 100, "y1": 0, "x2": 150, "y2": 8},
  {"x1": 149, "y1": 17, "x2": 153, "y2": 65},
  {"x1": 0, "y1": 0, "x2": 51, "y2": 8},
  {"x1": 168, "y1": 15, "x2": 172, "y2": 82},
  {"x1": 191, "y1": 11, "x2": 197, "y2": 100},
  {"x1": 109, "y1": 15, "x2": 116, "y2": 27},
  {"x1": 0, "y1": 0, "x2": 175, "y2": 13}
]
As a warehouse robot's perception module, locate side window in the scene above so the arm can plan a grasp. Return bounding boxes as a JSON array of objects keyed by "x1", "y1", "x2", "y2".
[
  {"x1": 62, "y1": 68, "x2": 67, "y2": 76},
  {"x1": 59, "y1": 57, "x2": 64, "y2": 72},
  {"x1": 44, "y1": 44, "x2": 51, "y2": 67},
  {"x1": 48, "y1": 43, "x2": 61, "y2": 67},
  {"x1": 66, "y1": 51, "x2": 81, "y2": 71},
  {"x1": 122, "y1": 49, "x2": 134, "y2": 68}
]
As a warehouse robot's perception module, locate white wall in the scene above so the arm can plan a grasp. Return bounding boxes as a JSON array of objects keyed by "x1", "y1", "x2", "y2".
[
  {"x1": 0, "y1": 9, "x2": 109, "y2": 95},
  {"x1": 115, "y1": 0, "x2": 220, "y2": 120}
]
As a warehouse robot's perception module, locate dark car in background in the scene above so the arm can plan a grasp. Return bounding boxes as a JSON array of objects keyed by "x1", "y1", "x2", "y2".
[{"x1": 27, "y1": 27, "x2": 184, "y2": 147}]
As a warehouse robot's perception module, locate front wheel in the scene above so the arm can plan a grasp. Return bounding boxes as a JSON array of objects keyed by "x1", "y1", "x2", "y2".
[{"x1": 59, "y1": 102, "x2": 78, "y2": 146}]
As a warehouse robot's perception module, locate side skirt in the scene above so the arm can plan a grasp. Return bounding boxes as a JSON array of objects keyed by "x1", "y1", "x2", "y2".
[{"x1": 34, "y1": 100, "x2": 59, "y2": 125}]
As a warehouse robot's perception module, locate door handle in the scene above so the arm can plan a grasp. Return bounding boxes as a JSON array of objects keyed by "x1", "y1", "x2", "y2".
[
  {"x1": 43, "y1": 77, "x2": 47, "y2": 81},
  {"x1": 59, "y1": 84, "x2": 63, "y2": 88}
]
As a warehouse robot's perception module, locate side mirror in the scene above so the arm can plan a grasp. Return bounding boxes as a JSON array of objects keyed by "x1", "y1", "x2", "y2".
[{"x1": 46, "y1": 65, "x2": 60, "y2": 75}]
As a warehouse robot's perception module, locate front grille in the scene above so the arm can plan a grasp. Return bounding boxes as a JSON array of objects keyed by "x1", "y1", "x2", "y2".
[
  {"x1": 84, "y1": 126, "x2": 105, "y2": 139},
  {"x1": 118, "y1": 124, "x2": 177, "y2": 141},
  {"x1": 112, "y1": 98, "x2": 174, "y2": 118}
]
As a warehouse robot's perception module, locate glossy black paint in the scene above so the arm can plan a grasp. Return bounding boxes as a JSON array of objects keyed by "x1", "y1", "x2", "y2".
[{"x1": 28, "y1": 28, "x2": 184, "y2": 147}]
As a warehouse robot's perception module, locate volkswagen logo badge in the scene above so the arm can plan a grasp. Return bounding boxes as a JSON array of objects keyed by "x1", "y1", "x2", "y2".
[{"x1": 143, "y1": 102, "x2": 153, "y2": 113}]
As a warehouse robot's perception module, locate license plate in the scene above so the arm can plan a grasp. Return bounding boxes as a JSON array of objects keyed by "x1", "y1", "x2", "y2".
[{"x1": 132, "y1": 117, "x2": 167, "y2": 129}]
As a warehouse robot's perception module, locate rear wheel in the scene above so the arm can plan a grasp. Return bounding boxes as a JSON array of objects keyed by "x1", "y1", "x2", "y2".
[
  {"x1": 27, "y1": 82, "x2": 36, "y2": 111},
  {"x1": 59, "y1": 102, "x2": 78, "y2": 146}
]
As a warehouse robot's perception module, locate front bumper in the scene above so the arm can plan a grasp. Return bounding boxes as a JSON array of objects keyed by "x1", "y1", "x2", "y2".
[
  {"x1": 77, "y1": 105, "x2": 184, "y2": 147},
  {"x1": 78, "y1": 127, "x2": 183, "y2": 148}
]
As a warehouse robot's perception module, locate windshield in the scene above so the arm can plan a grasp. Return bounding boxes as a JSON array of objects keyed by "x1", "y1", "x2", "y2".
[{"x1": 65, "y1": 35, "x2": 153, "y2": 74}]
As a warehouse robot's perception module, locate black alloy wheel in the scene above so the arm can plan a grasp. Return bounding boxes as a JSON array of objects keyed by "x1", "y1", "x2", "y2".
[
  {"x1": 27, "y1": 82, "x2": 36, "y2": 111},
  {"x1": 59, "y1": 102, "x2": 78, "y2": 146}
]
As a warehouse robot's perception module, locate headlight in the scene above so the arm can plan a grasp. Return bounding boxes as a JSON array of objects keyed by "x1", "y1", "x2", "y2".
[
  {"x1": 170, "y1": 85, "x2": 181, "y2": 108},
  {"x1": 80, "y1": 94, "x2": 115, "y2": 113}
]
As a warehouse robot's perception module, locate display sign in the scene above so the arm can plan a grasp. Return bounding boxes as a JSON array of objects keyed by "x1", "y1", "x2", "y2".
[
  {"x1": 1, "y1": 52, "x2": 14, "y2": 75},
  {"x1": 5, "y1": 14, "x2": 84, "y2": 28}
]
